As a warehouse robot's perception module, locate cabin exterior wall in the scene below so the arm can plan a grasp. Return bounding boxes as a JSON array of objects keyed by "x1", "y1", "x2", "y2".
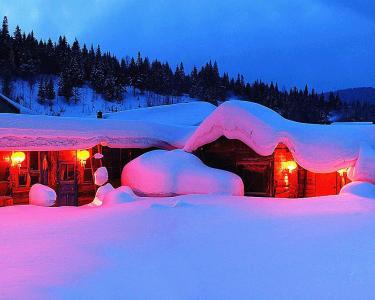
[{"x1": 196, "y1": 137, "x2": 350, "y2": 198}]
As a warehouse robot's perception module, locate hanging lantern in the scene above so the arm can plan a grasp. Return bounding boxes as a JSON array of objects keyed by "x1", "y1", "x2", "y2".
[
  {"x1": 282, "y1": 161, "x2": 297, "y2": 173},
  {"x1": 77, "y1": 150, "x2": 90, "y2": 166},
  {"x1": 337, "y1": 168, "x2": 348, "y2": 177},
  {"x1": 11, "y1": 151, "x2": 26, "y2": 167}
]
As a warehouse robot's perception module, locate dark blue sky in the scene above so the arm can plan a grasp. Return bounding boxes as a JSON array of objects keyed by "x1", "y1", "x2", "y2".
[{"x1": 1, "y1": 0, "x2": 375, "y2": 91}]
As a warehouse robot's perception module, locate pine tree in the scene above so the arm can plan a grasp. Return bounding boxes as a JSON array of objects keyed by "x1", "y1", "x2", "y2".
[
  {"x1": 37, "y1": 78, "x2": 46, "y2": 104},
  {"x1": 45, "y1": 78, "x2": 55, "y2": 104},
  {"x1": 58, "y1": 70, "x2": 73, "y2": 101}
]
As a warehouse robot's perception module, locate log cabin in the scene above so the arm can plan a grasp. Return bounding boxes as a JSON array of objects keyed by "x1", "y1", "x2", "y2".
[
  {"x1": 184, "y1": 100, "x2": 375, "y2": 198},
  {"x1": 0, "y1": 112, "x2": 192, "y2": 207},
  {"x1": 194, "y1": 137, "x2": 351, "y2": 198},
  {"x1": 0, "y1": 147, "x2": 155, "y2": 206}
]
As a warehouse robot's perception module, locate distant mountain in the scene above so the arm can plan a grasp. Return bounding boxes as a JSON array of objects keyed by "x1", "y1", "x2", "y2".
[{"x1": 326, "y1": 87, "x2": 375, "y2": 104}]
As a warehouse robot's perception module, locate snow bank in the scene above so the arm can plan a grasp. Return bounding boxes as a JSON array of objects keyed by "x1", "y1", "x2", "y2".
[
  {"x1": 121, "y1": 150, "x2": 244, "y2": 196},
  {"x1": 29, "y1": 184, "x2": 56, "y2": 207},
  {"x1": 104, "y1": 102, "x2": 216, "y2": 126},
  {"x1": 340, "y1": 182, "x2": 375, "y2": 199},
  {"x1": 104, "y1": 186, "x2": 137, "y2": 205},
  {"x1": 348, "y1": 144, "x2": 375, "y2": 184},
  {"x1": 184, "y1": 100, "x2": 375, "y2": 174},
  {"x1": 94, "y1": 167, "x2": 108, "y2": 186},
  {"x1": 0, "y1": 113, "x2": 194, "y2": 151}
]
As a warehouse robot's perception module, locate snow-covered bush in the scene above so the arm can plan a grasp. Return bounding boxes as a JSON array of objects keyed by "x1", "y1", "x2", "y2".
[
  {"x1": 340, "y1": 182, "x2": 375, "y2": 199},
  {"x1": 29, "y1": 184, "x2": 56, "y2": 207},
  {"x1": 121, "y1": 149, "x2": 244, "y2": 197},
  {"x1": 94, "y1": 167, "x2": 108, "y2": 186},
  {"x1": 104, "y1": 186, "x2": 137, "y2": 205}
]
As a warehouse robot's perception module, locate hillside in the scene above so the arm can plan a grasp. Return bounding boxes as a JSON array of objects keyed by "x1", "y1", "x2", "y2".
[
  {"x1": 327, "y1": 87, "x2": 375, "y2": 104},
  {"x1": 9, "y1": 79, "x2": 198, "y2": 117}
]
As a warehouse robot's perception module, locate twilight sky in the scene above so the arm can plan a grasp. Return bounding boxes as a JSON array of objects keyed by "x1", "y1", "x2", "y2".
[{"x1": 1, "y1": 0, "x2": 374, "y2": 91}]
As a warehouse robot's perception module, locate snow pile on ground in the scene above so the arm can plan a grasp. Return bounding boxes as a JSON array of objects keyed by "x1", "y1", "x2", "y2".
[
  {"x1": 0, "y1": 113, "x2": 194, "y2": 151},
  {"x1": 90, "y1": 183, "x2": 115, "y2": 207},
  {"x1": 348, "y1": 144, "x2": 375, "y2": 184},
  {"x1": 184, "y1": 100, "x2": 375, "y2": 174},
  {"x1": 122, "y1": 149, "x2": 244, "y2": 196},
  {"x1": 29, "y1": 184, "x2": 56, "y2": 207},
  {"x1": 340, "y1": 181, "x2": 375, "y2": 199},
  {"x1": 104, "y1": 102, "x2": 216, "y2": 126},
  {"x1": 1, "y1": 193, "x2": 375, "y2": 299},
  {"x1": 104, "y1": 186, "x2": 137, "y2": 205}
]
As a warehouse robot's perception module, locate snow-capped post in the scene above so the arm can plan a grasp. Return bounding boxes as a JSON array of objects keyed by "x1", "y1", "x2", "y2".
[
  {"x1": 89, "y1": 167, "x2": 114, "y2": 207},
  {"x1": 97, "y1": 111, "x2": 103, "y2": 119}
]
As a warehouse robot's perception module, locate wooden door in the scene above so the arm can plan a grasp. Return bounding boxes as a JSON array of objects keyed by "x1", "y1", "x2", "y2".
[
  {"x1": 237, "y1": 160, "x2": 274, "y2": 197},
  {"x1": 57, "y1": 162, "x2": 78, "y2": 206}
]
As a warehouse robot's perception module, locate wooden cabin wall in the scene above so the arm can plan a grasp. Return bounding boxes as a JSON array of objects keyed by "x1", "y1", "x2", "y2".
[
  {"x1": 274, "y1": 145, "x2": 350, "y2": 197},
  {"x1": 273, "y1": 145, "x2": 299, "y2": 198},
  {"x1": 102, "y1": 147, "x2": 156, "y2": 187},
  {"x1": 195, "y1": 137, "x2": 275, "y2": 197},
  {"x1": 196, "y1": 138, "x2": 349, "y2": 198}
]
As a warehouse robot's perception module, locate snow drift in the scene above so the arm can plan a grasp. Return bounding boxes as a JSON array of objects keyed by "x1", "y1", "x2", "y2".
[
  {"x1": 104, "y1": 186, "x2": 137, "y2": 205},
  {"x1": 184, "y1": 100, "x2": 375, "y2": 175},
  {"x1": 121, "y1": 149, "x2": 244, "y2": 196},
  {"x1": 340, "y1": 182, "x2": 375, "y2": 199},
  {"x1": 29, "y1": 184, "x2": 56, "y2": 207}
]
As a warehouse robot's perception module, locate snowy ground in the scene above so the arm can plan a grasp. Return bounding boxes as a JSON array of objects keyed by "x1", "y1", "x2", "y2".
[{"x1": 1, "y1": 194, "x2": 375, "y2": 299}]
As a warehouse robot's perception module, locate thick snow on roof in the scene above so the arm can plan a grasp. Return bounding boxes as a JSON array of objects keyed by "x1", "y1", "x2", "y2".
[
  {"x1": 104, "y1": 102, "x2": 216, "y2": 126},
  {"x1": 0, "y1": 113, "x2": 194, "y2": 151},
  {"x1": 184, "y1": 100, "x2": 375, "y2": 174},
  {"x1": 0, "y1": 93, "x2": 34, "y2": 114}
]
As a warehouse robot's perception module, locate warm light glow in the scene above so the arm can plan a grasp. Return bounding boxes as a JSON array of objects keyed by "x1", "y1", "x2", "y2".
[
  {"x1": 11, "y1": 151, "x2": 26, "y2": 167},
  {"x1": 337, "y1": 168, "x2": 348, "y2": 177},
  {"x1": 77, "y1": 150, "x2": 90, "y2": 166},
  {"x1": 282, "y1": 161, "x2": 297, "y2": 173}
]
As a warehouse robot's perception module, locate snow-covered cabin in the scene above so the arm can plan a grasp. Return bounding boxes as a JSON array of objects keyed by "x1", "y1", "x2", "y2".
[
  {"x1": 184, "y1": 101, "x2": 375, "y2": 198},
  {"x1": 0, "y1": 100, "x2": 373, "y2": 206},
  {"x1": 0, "y1": 112, "x2": 196, "y2": 206}
]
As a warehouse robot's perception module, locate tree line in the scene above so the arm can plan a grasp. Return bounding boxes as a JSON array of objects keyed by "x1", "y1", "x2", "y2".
[{"x1": 0, "y1": 16, "x2": 373, "y2": 123}]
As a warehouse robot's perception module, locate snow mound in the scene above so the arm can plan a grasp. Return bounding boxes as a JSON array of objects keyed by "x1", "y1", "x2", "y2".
[
  {"x1": 184, "y1": 100, "x2": 375, "y2": 174},
  {"x1": 104, "y1": 102, "x2": 216, "y2": 126},
  {"x1": 89, "y1": 183, "x2": 115, "y2": 207},
  {"x1": 104, "y1": 186, "x2": 137, "y2": 204},
  {"x1": 340, "y1": 182, "x2": 375, "y2": 199},
  {"x1": 121, "y1": 149, "x2": 244, "y2": 197},
  {"x1": 94, "y1": 167, "x2": 108, "y2": 186},
  {"x1": 29, "y1": 184, "x2": 56, "y2": 207},
  {"x1": 348, "y1": 144, "x2": 375, "y2": 184}
]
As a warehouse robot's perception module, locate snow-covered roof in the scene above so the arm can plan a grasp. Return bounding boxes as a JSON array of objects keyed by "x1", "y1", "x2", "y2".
[
  {"x1": 0, "y1": 93, "x2": 34, "y2": 114},
  {"x1": 0, "y1": 113, "x2": 194, "y2": 151},
  {"x1": 103, "y1": 102, "x2": 216, "y2": 126},
  {"x1": 184, "y1": 100, "x2": 375, "y2": 174}
]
